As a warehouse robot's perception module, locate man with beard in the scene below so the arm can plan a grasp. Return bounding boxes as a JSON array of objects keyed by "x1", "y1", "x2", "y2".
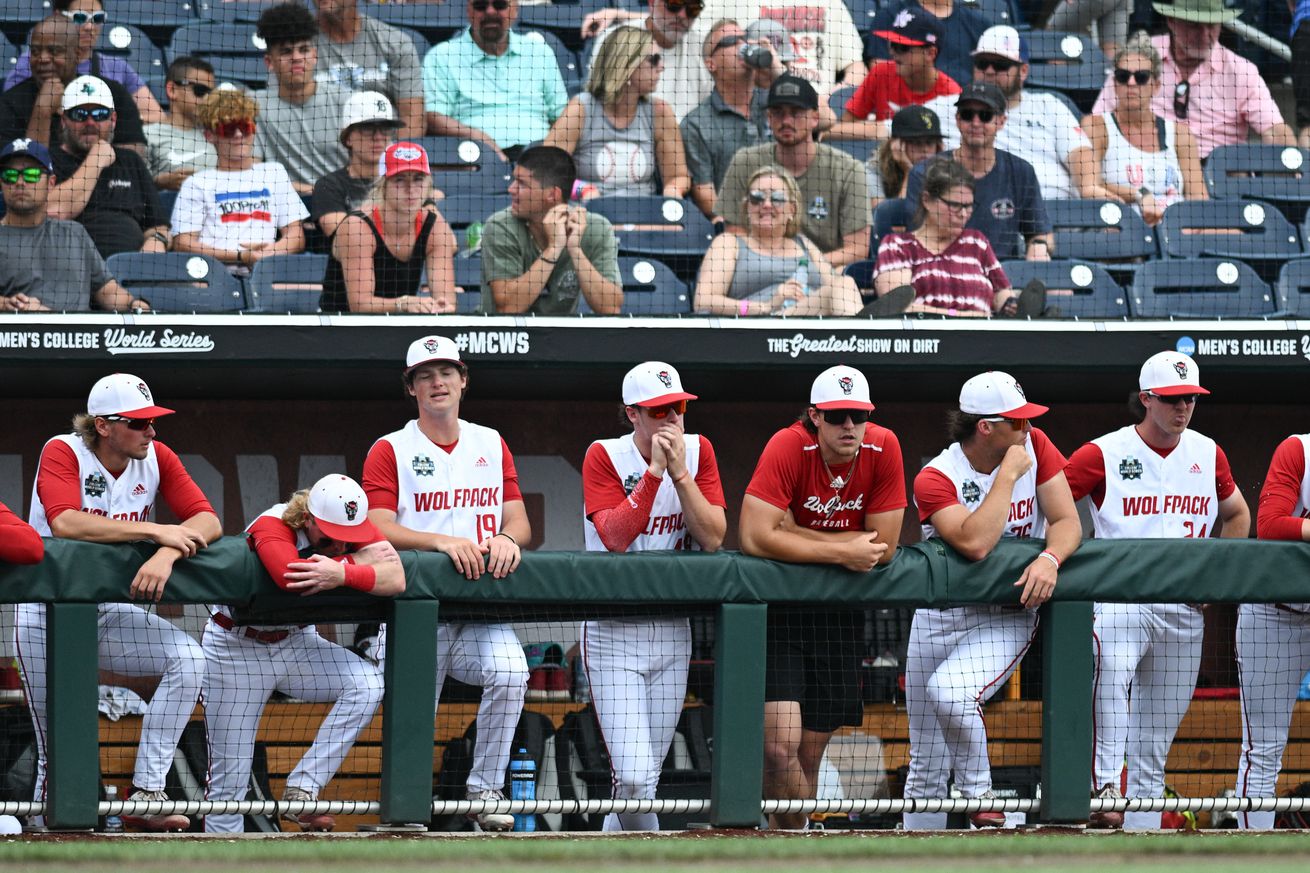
[
  {"x1": 421, "y1": 0, "x2": 567, "y2": 161},
  {"x1": 1090, "y1": 0, "x2": 1293, "y2": 158},
  {"x1": 0, "y1": 16, "x2": 144, "y2": 154},
  {"x1": 314, "y1": 0, "x2": 424, "y2": 139},
  {"x1": 48, "y1": 75, "x2": 168, "y2": 259},
  {"x1": 717, "y1": 75, "x2": 870, "y2": 268}
]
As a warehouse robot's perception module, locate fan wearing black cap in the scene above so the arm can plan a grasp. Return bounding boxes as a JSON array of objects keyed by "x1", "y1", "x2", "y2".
[
  {"x1": 718, "y1": 75, "x2": 871, "y2": 269},
  {"x1": 869, "y1": 105, "x2": 944, "y2": 206},
  {"x1": 830, "y1": 7, "x2": 959, "y2": 142}
]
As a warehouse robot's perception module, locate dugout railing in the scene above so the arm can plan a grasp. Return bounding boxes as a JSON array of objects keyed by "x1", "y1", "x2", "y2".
[{"x1": 3, "y1": 535, "x2": 1310, "y2": 830}]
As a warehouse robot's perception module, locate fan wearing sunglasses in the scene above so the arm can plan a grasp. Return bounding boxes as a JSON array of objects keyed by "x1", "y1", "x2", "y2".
[
  {"x1": 0, "y1": 138, "x2": 146, "y2": 313},
  {"x1": 1088, "y1": 0, "x2": 1294, "y2": 159},
  {"x1": 906, "y1": 371, "x2": 1079, "y2": 830},
  {"x1": 1080, "y1": 33, "x2": 1206, "y2": 227},
  {"x1": 740, "y1": 365, "x2": 906, "y2": 829},
  {"x1": 546, "y1": 26, "x2": 690, "y2": 199},
  {"x1": 144, "y1": 56, "x2": 218, "y2": 192},
  {"x1": 694, "y1": 166, "x2": 861, "y2": 316},
  {"x1": 47, "y1": 74, "x2": 170, "y2": 260},
  {"x1": 580, "y1": 362, "x2": 726, "y2": 831},
  {"x1": 171, "y1": 89, "x2": 308, "y2": 275},
  {"x1": 5, "y1": 1, "x2": 165, "y2": 126},
  {"x1": 1064, "y1": 351, "x2": 1249, "y2": 831}
]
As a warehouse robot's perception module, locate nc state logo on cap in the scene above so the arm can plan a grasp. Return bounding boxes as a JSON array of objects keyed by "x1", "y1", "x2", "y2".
[
  {"x1": 1173, "y1": 360, "x2": 1188, "y2": 379},
  {"x1": 838, "y1": 376, "x2": 854, "y2": 395},
  {"x1": 424, "y1": 338, "x2": 440, "y2": 354},
  {"x1": 657, "y1": 370, "x2": 672, "y2": 389},
  {"x1": 344, "y1": 500, "x2": 358, "y2": 521},
  {"x1": 136, "y1": 381, "x2": 150, "y2": 401}
]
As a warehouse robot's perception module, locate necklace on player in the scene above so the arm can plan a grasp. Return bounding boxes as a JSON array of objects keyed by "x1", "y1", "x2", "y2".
[{"x1": 821, "y1": 456, "x2": 856, "y2": 493}]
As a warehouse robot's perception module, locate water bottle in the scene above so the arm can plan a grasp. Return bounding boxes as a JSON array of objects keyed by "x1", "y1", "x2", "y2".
[
  {"x1": 509, "y1": 747, "x2": 536, "y2": 832},
  {"x1": 465, "y1": 221, "x2": 483, "y2": 253},
  {"x1": 782, "y1": 257, "x2": 809, "y2": 310},
  {"x1": 103, "y1": 785, "x2": 123, "y2": 833}
]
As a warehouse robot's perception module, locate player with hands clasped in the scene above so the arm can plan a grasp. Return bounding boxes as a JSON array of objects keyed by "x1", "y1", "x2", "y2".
[
  {"x1": 19, "y1": 373, "x2": 221, "y2": 831},
  {"x1": 1064, "y1": 352, "x2": 1249, "y2": 830},
  {"x1": 739, "y1": 365, "x2": 906, "y2": 829},
  {"x1": 362, "y1": 334, "x2": 530, "y2": 831},
  {"x1": 904, "y1": 371, "x2": 1080, "y2": 830},
  {"x1": 1234, "y1": 432, "x2": 1310, "y2": 829},
  {"x1": 203, "y1": 475, "x2": 403, "y2": 833},
  {"x1": 581, "y1": 362, "x2": 727, "y2": 831}
]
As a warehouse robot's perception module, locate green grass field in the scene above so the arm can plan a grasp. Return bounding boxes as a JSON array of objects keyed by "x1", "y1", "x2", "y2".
[{"x1": 5, "y1": 832, "x2": 1310, "y2": 873}]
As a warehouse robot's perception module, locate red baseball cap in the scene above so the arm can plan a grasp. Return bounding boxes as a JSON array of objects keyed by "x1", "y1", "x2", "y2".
[{"x1": 379, "y1": 142, "x2": 430, "y2": 178}]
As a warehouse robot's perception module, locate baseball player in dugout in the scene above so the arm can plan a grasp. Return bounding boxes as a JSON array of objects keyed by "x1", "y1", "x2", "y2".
[
  {"x1": 1064, "y1": 351, "x2": 1250, "y2": 830},
  {"x1": 903, "y1": 371, "x2": 1080, "y2": 830},
  {"x1": 204, "y1": 474, "x2": 404, "y2": 834},
  {"x1": 738, "y1": 365, "x2": 906, "y2": 830},
  {"x1": 19, "y1": 373, "x2": 221, "y2": 831},
  {"x1": 1235, "y1": 430, "x2": 1310, "y2": 829},
  {"x1": 362, "y1": 334, "x2": 530, "y2": 832},
  {"x1": 581, "y1": 361, "x2": 727, "y2": 831}
]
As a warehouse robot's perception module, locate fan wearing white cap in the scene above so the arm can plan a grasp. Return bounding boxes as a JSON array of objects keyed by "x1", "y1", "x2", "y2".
[
  {"x1": 1233, "y1": 432, "x2": 1310, "y2": 829},
  {"x1": 19, "y1": 373, "x2": 222, "y2": 831},
  {"x1": 1064, "y1": 351, "x2": 1249, "y2": 830},
  {"x1": 203, "y1": 474, "x2": 404, "y2": 834},
  {"x1": 904, "y1": 370, "x2": 1079, "y2": 830},
  {"x1": 172, "y1": 87, "x2": 309, "y2": 274},
  {"x1": 361, "y1": 334, "x2": 530, "y2": 831},
  {"x1": 580, "y1": 362, "x2": 727, "y2": 832},
  {"x1": 740, "y1": 364, "x2": 906, "y2": 829},
  {"x1": 311, "y1": 90, "x2": 402, "y2": 239}
]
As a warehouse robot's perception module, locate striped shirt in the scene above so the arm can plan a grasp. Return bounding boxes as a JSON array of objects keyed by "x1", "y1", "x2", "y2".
[{"x1": 874, "y1": 229, "x2": 1008, "y2": 315}]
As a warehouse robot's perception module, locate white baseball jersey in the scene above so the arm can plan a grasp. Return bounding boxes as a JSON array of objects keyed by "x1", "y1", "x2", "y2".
[
  {"x1": 28, "y1": 434, "x2": 160, "y2": 534},
  {"x1": 582, "y1": 433, "x2": 703, "y2": 552},
  {"x1": 375, "y1": 419, "x2": 506, "y2": 541},
  {"x1": 1089, "y1": 426, "x2": 1218, "y2": 539},
  {"x1": 920, "y1": 439, "x2": 1045, "y2": 541}
]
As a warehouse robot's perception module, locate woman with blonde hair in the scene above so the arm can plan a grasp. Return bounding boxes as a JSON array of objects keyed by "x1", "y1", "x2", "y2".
[
  {"x1": 545, "y1": 26, "x2": 690, "y2": 199},
  {"x1": 1081, "y1": 32, "x2": 1205, "y2": 227},
  {"x1": 694, "y1": 165, "x2": 863, "y2": 316},
  {"x1": 322, "y1": 141, "x2": 459, "y2": 313}
]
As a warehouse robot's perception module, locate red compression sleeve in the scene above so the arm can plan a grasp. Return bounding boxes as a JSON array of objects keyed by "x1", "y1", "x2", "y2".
[{"x1": 589, "y1": 470, "x2": 663, "y2": 553}]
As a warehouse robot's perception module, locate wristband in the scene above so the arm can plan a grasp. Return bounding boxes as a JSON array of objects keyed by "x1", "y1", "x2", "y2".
[
  {"x1": 739, "y1": 299, "x2": 750, "y2": 316},
  {"x1": 541, "y1": 254, "x2": 558, "y2": 265},
  {"x1": 343, "y1": 562, "x2": 377, "y2": 592},
  {"x1": 495, "y1": 531, "x2": 517, "y2": 546},
  {"x1": 1038, "y1": 550, "x2": 1061, "y2": 570},
  {"x1": 672, "y1": 470, "x2": 690, "y2": 484}
]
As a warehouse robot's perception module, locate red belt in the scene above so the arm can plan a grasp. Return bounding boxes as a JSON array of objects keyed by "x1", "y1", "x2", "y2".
[{"x1": 211, "y1": 612, "x2": 306, "y2": 644}]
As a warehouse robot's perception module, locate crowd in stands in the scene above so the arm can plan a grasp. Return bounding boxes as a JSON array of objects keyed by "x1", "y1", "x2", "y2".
[{"x1": 0, "y1": 0, "x2": 1307, "y2": 317}]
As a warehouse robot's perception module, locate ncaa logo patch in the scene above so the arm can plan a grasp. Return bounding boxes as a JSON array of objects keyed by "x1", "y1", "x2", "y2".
[
  {"x1": 84, "y1": 472, "x2": 107, "y2": 498},
  {"x1": 1119, "y1": 457, "x2": 1143, "y2": 480},
  {"x1": 961, "y1": 480, "x2": 981, "y2": 505},
  {"x1": 411, "y1": 455, "x2": 435, "y2": 477}
]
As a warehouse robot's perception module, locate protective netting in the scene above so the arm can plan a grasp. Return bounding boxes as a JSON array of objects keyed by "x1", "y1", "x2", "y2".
[{"x1": 0, "y1": 0, "x2": 1302, "y2": 319}]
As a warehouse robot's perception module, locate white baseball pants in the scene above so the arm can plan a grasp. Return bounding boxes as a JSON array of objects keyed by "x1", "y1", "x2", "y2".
[
  {"x1": 201, "y1": 622, "x2": 384, "y2": 833},
  {"x1": 1092, "y1": 601, "x2": 1202, "y2": 830},
  {"x1": 1235, "y1": 603, "x2": 1310, "y2": 830},
  {"x1": 581, "y1": 617, "x2": 691, "y2": 832},
  {"x1": 15, "y1": 601, "x2": 205, "y2": 799},
  {"x1": 375, "y1": 621, "x2": 528, "y2": 794},
  {"x1": 902, "y1": 606, "x2": 1038, "y2": 830}
]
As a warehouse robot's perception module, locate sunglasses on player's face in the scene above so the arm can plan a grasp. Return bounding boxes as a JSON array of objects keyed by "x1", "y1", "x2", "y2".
[
  {"x1": 0, "y1": 167, "x2": 46, "y2": 184},
  {"x1": 983, "y1": 416, "x2": 1028, "y2": 431},
  {"x1": 635, "y1": 400, "x2": 688, "y2": 419},
  {"x1": 1147, "y1": 392, "x2": 1199, "y2": 405},
  {"x1": 821, "y1": 409, "x2": 871, "y2": 426},
  {"x1": 102, "y1": 416, "x2": 155, "y2": 431},
  {"x1": 211, "y1": 119, "x2": 256, "y2": 138}
]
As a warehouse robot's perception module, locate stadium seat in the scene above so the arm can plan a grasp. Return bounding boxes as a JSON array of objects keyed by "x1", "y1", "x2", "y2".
[
  {"x1": 436, "y1": 194, "x2": 511, "y2": 246},
  {"x1": 1, "y1": 37, "x2": 19, "y2": 80},
  {"x1": 453, "y1": 255, "x2": 484, "y2": 314},
  {"x1": 516, "y1": 0, "x2": 608, "y2": 53},
  {"x1": 192, "y1": 1, "x2": 280, "y2": 24},
  {"x1": 245, "y1": 254, "x2": 328, "y2": 313},
  {"x1": 396, "y1": 25, "x2": 431, "y2": 64},
  {"x1": 843, "y1": 0, "x2": 881, "y2": 34},
  {"x1": 0, "y1": 0, "x2": 51, "y2": 47},
  {"x1": 960, "y1": 0, "x2": 1025, "y2": 26},
  {"x1": 1204, "y1": 145, "x2": 1310, "y2": 214},
  {"x1": 94, "y1": 23, "x2": 164, "y2": 80},
  {"x1": 158, "y1": 189, "x2": 178, "y2": 223},
  {"x1": 106, "y1": 252, "x2": 245, "y2": 313},
  {"x1": 843, "y1": 259, "x2": 877, "y2": 295},
  {"x1": 1157, "y1": 198, "x2": 1301, "y2": 282},
  {"x1": 829, "y1": 85, "x2": 855, "y2": 118},
  {"x1": 871, "y1": 197, "x2": 911, "y2": 257},
  {"x1": 1022, "y1": 31, "x2": 1108, "y2": 113},
  {"x1": 828, "y1": 138, "x2": 877, "y2": 164},
  {"x1": 1000, "y1": 259, "x2": 1128, "y2": 319},
  {"x1": 101, "y1": 0, "x2": 196, "y2": 46},
  {"x1": 1276, "y1": 257, "x2": 1310, "y2": 317},
  {"x1": 577, "y1": 257, "x2": 691, "y2": 316},
  {"x1": 361, "y1": 1, "x2": 469, "y2": 44},
  {"x1": 169, "y1": 23, "x2": 269, "y2": 90},
  {"x1": 1044, "y1": 198, "x2": 1156, "y2": 267},
  {"x1": 518, "y1": 29, "x2": 583, "y2": 96},
  {"x1": 415, "y1": 136, "x2": 512, "y2": 186},
  {"x1": 584, "y1": 195, "x2": 715, "y2": 284},
  {"x1": 1128, "y1": 258, "x2": 1275, "y2": 319}
]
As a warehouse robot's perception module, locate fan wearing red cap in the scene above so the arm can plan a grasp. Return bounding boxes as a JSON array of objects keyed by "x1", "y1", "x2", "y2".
[
  {"x1": 579, "y1": 362, "x2": 727, "y2": 832},
  {"x1": 204, "y1": 474, "x2": 403, "y2": 834},
  {"x1": 322, "y1": 141, "x2": 459, "y2": 314},
  {"x1": 904, "y1": 369, "x2": 1080, "y2": 831},
  {"x1": 740, "y1": 364, "x2": 906, "y2": 829},
  {"x1": 361, "y1": 334, "x2": 530, "y2": 832},
  {"x1": 20, "y1": 373, "x2": 221, "y2": 831},
  {"x1": 1064, "y1": 351, "x2": 1249, "y2": 831}
]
